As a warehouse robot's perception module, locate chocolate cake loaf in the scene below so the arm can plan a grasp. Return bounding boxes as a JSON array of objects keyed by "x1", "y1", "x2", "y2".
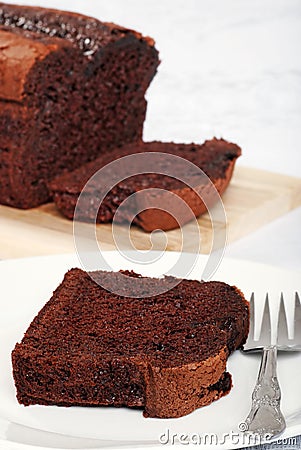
[
  {"x1": 49, "y1": 138, "x2": 241, "y2": 231},
  {"x1": 12, "y1": 268, "x2": 249, "y2": 418},
  {"x1": 0, "y1": 3, "x2": 159, "y2": 208}
]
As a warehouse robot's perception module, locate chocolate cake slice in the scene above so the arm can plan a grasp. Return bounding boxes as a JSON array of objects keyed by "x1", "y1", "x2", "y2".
[
  {"x1": 12, "y1": 268, "x2": 249, "y2": 418},
  {"x1": 0, "y1": 3, "x2": 159, "y2": 208},
  {"x1": 49, "y1": 138, "x2": 241, "y2": 231}
]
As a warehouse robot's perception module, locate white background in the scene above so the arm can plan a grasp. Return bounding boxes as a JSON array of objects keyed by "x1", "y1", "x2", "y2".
[
  {"x1": 0, "y1": 4, "x2": 300, "y2": 449},
  {"x1": 3, "y1": 0, "x2": 301, "y2": 270}
]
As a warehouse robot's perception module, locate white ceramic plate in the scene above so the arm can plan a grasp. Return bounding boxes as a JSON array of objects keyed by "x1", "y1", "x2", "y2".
[{"x1": 0, "y1": 251, "x2": 300, "y2": 450}]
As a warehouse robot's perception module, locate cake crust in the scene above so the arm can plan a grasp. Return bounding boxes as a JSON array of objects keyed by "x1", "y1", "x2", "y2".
[{"x1": 0, "y1": 28, "x2": 63, "y2": 101}]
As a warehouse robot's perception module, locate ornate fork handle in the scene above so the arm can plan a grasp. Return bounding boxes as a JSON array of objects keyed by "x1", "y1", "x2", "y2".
[{"x1": 245, "y1": 346, "x2": 286, "y2": 437}]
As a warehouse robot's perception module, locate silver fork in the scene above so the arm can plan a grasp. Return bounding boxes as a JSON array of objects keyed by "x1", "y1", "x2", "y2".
[{"x1": 241, "y1": 292, "x2": 301, "y2": 437}]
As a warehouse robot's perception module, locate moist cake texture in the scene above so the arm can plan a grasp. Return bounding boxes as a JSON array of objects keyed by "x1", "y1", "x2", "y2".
[
  {"x1": 0, "y1": 3, "x2": 159, "y2": 208},
  {"x1": 12, "y1": 269, "x2": 249, "y2": 418},
  {"x1": 49, "y1": 138, "x2": 241, "y2": 231}
]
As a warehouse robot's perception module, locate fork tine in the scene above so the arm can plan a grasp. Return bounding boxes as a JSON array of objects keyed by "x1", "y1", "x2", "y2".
[
  {"x1": 249, "y1": 293, "x2": 255, "y2": 339},
  {"x1": 294, "y1": 292, "x2": 301, "y2": 344},
  {"x1": 243, "y1": 292, "x2": 301, "y2": 354},
  {"x1": 258, "y1": 294, "x2": 271, "y2": 346},
  {"x1": 277, "y1": 293, "x2": 290, "y2": 346},
  {"x1": 242, "y1": 293, "x2": 257, "y2": 351}
]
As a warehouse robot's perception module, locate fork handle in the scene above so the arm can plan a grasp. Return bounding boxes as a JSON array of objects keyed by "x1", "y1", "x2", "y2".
[{"x1": 244, "y1": 345, "x2": 286, "y2": 437}]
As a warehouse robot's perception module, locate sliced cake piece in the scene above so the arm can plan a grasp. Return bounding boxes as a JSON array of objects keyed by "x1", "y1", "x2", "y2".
[
  {"x1": 49, "y1": 138, "x2": 241, "y2": 231},
  {"x1": 0, "y1": 3, "x2": 159, "y2": 208},
  {"x1": 12, "y1": 268, "x2": 249, "y2": 418}
]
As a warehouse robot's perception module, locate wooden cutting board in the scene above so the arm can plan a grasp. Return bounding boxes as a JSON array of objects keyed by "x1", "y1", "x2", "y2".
[{"x1": 0, "y1": 166, "x2": 301, "y2": 259}]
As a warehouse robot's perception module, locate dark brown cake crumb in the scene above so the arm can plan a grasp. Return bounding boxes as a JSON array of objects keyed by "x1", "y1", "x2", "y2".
[
  {"x1": 12, "y1": 268, "x2": 249, "y2": 418},
  {"x1": 49, "y1": 138, "x2": 241, "y2": 231}
]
